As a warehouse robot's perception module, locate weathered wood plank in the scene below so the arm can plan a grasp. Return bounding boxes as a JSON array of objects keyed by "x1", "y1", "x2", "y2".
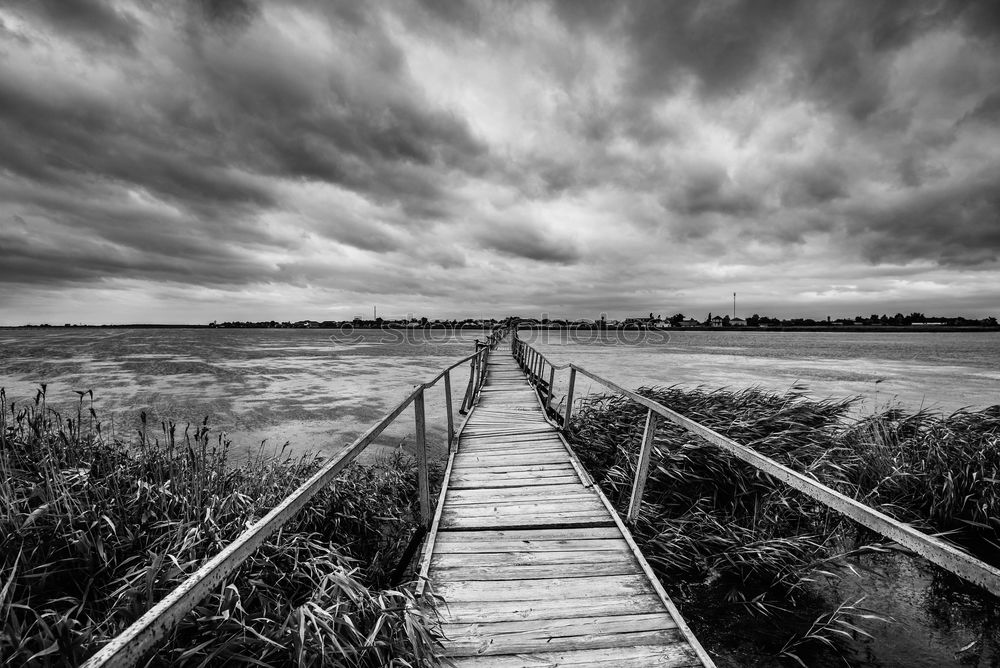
[
  {"x1": 446, "y1": 628, "x2": 685, "y2": 657},
  {"x1": 432, "y1": 560, "x2": 640, "y2": 581},
  {"x1": 435, "y1": 594, "x2": 668, "y2": 624},
  {"x1": 439, "y1": 513, "x2": 613, "y2": 530},
  {"x1": 448, "y1": 475, "x2": 583, "y2": 489},
  {"x1": 443, "y1": 612, "x2": 676, "y2": 643},
  {"x1": 440, "y1": 499, "x2": 606, "y2": 517},
  {"x1": 448, "y1": 470, "x2": 578, "y2": 484},
  {"x1": 443, "y1": 492, "x2": 599, "y2": 507},
  {"x1": 434, "y1": 574, "x2": 655, "y2": 602},
  {"x1": 451, "y1": 456, "x2": 573, "y2": 469},
  {"x1": 447, "y1": 644, "x2": 702, "y2": 667},
  {"x1": 432, "y1": 527, "x2": 622, "y2": 543},
  {"x1": 444, "y1": 483, "x2": 586, "y2": 500},
  {"x1": 431, "y1": 548, "x2": 631, "y2": 569},
  {"x1": 432, "y1": 538, "x2": 629, "y2": 554}
]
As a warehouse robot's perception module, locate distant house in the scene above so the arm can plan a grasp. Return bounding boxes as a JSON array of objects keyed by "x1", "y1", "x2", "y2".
[
  {"x1": 710, "y1": 316, "x2": 724, "y2": 327},
  {"x1": 680, "y1": 318, "x2": 701, "y2": 327},
  {"x1": 731, "y1": 317, "x2": 747, "y2": 327}
]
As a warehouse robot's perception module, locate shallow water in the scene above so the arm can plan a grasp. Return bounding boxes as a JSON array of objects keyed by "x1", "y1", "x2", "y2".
[
  {"x1": 0, "y1": 327, "x2": 488, "y2": 460},
  {"x1": 525, "y1": 329, "x2": 1000, "y2": 416}
]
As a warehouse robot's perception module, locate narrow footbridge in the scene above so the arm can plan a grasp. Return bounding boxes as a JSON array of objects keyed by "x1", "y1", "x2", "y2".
[
  {"x1": 84, "y1": 325, "x2": 1000, "y2": 668},
  {"x1": 417, "y1": 353, "x2": 712, "y2": 666}
]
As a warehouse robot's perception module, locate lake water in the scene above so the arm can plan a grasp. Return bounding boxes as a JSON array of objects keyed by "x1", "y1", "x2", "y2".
[
  {"x1": 1, "y1": 328, "x2": 997, "y2": 462},
  {"x1": 0, "y1": 327, "x2": 488, "y2": 460},
  {"x1": 524, "y1": 328, "x2": 1000, "y2": 417}
]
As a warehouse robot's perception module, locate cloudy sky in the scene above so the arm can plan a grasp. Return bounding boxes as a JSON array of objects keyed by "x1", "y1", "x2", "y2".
[{"x1": 2, "y1": 1, "x2": 999, "y2": 325}]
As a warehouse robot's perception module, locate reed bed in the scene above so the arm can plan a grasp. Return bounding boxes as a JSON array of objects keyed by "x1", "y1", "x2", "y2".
[
  {"x1": 0, "y1": 387, "x2": 442, "y2": 667},
  {"x1": 566, "y1": 385, "x2": 1000, "y2": 664}
]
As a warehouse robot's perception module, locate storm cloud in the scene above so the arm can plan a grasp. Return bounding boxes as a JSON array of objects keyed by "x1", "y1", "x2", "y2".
[{"x1": 1, "y1": 0, "x2": 998, "y2": 324}]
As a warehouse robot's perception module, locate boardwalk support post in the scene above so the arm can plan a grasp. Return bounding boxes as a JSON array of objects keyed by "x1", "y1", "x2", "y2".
[
  {"x1": 444, "y1": 370, "x2": 455, "y2": 451},
  {"x1": 627, "y1": 408, "x2": 658, "y2": 524},
  {"x1": 414, "y1": 386, "x2": 430, "y2": 526},
  {"x1": 460, "y1": 358, "x2": 475, "y2": 414},
  {"x1": 564, "y1": 367, "x2": 577, "y2": 428},
  {"x1": 546, "y1": 365, "x2": 555, "y2": 413}
]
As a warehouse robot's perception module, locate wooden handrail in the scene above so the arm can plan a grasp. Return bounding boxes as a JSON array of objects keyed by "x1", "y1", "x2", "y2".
[
  {"x1": 511, "y1": 335, "x2": 1000, "y2": 599},
  {"x1": 82, "y1": 330, "x2": 508, "y2": 668}
]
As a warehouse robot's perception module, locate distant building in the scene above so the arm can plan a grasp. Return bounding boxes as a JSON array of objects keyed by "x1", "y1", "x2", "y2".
[
  {"x1": 710, "y1": 316, "x2": 724, "y2": 327},
  {"x1": 731, "y1": 317, "x2": 746, "y2": 327},
  {"x1": 680, "y1": 318, "x2": 701, "y2": 327}
]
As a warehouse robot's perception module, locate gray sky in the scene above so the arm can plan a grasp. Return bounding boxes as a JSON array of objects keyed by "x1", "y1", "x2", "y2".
[{"x1": 2, "y1": 1, "x2": 999, "y2": 325}]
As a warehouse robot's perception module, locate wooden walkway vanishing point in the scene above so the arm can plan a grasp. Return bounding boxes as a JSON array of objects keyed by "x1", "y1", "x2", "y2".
[{"x1": 418, "y1": 352, "x2": 715, "y2": 667}]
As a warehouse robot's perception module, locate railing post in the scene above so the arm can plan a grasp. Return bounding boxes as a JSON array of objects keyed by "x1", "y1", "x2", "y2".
[
  {"x1": 546, "y1": 365, "x2": 555, "y2": 412},
  {"x1": 564, "y1": 367, "x2": 577, "y2": 428},
  {"x1": 414, "y1": 386, "x2": 430, "y2": 527},
  {"x1": 471, "y1": 349, "x2": 478, "y2": 395},
  {"x1": 627, "y1": 409, "x2": 658, "y2": 524},
  {"x1": 444, "y1": 369, "x2": 455, "y2": 451},
  {"x1": 474, "y1": 349, "x2": 482, "y2": 395},
  {"x1": 460, "y1": 355, "x2": 475, "y2": 413}
]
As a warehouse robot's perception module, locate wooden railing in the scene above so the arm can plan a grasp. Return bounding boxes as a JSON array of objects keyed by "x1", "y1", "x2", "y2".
[
  {"x1": 511, "y1": 332, "x2": 1000, "y2": 599},
  {"x1": 82, "y1": 327, "x2": 507, "y2": 668}
]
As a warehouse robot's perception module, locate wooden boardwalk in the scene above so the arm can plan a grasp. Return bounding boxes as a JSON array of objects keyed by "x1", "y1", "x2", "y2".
[{"x1": 420, "y1": 352, "x2": 713, "y2": 667}]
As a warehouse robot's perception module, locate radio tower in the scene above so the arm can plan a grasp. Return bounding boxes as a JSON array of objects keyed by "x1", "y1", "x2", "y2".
[{"x1": 733, "y1": 293, "x2": 736, "y2": 319}]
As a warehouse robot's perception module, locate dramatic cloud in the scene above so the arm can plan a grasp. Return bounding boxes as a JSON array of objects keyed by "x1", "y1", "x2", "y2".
[{"x1": 1, "y1": 0, "x2": 999, "y2": 324}]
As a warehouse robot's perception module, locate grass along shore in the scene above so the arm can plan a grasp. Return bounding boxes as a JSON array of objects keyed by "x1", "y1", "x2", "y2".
[
  {"x1": 566, "y1": 385, "x2": 1000, "y2": 666},
  {"x1": 0, "y1": 386, "x2": 443, "y2": 666}
]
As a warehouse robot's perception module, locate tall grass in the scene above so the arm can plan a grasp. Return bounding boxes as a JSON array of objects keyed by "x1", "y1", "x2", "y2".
[
  {"x1": 0, "y1": 387, "x2": 442, "y2": 666},
  {"x1": 566, "y1": 385, "x2": 1000, "y2": 662}
]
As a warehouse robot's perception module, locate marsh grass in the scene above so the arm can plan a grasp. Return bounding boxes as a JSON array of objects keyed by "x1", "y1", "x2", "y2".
[
  {"x1": 0, "y1": 386, "x2": 443, "y2": 666},
  {"x1": 567, "y1": 385, "x2": 1000, "y2": 663}
]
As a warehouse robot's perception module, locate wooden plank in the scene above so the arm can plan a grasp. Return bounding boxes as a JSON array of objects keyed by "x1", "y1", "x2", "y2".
[
  {"x1": 440, "y1": 513, "x2": 613, "y2": 530},
  {"x1": 458, "y1": 434, "x2": 559, "y2": 442},
  {"x1": 433, "y1": 538, "x2": 630, "y2": 554},
  {"x1": 449, "y1": 467, "x2": 577, "y2": 481},
  {"x1": 433, "y1": 527, "x2": 622, "y2": 543},
  {"x1": 444, "y1": 612, "x2": 676, "y2": 643},
  {"x1": 432, "y1": 560, "x2": 640, "y2": 581},
  {"x1": 446, "y1": 627, "x2": 685, "y2": 657},
  {"x1": 452, "y1": 454, "x2": 572, "y2": 467},
  {"x1": 434, "y1": 575, "x2": 655, "y2": 602},
  {"x1": 431, "y1": 548, "x2": 631, "y2": 568},
  {"x1": 444, "y1": 492, "x2": 599, "y2": 507},
  {"x1": 445, "y1": 482, "x2": 590, "y2": 497},
  {"x1": 449, "y1": 470, "x2": 578, "y2": 483},
  {"x1": 448, "y1": 476, "x2": 583, "y2": 489},
  {"x1": 455, "y1": 446, "x2": 567, "y2": 458},
  {"x1": 435, "y1": 594, "x2": 668, "y2": 624},
  {"x1": 447, "y1": 644, "x2": 701, "y2": 667},
  {"x1": 440, "y1": 499, "x2": 606, "y2": 517},
  {"x1": 456, "y1": 446, "x2": 567, "y2": 456},
  {"x1": 451, "y1": 462, "x2": 574, "y2": 474}
]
